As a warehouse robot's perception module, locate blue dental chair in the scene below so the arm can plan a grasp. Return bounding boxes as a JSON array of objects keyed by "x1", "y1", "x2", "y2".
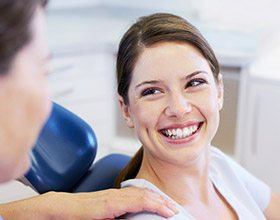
[{"x1": 24, "y1": 102, "x2": 130, "y2": 194}]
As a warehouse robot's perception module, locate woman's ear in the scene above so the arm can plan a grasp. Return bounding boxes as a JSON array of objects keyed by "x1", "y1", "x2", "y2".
[
  {"x1": 217, "y1": 73, "x2": 224, "y2": 110},
  {"x1": 118, "y1": 95, "x2": 134, "y2": 128}
]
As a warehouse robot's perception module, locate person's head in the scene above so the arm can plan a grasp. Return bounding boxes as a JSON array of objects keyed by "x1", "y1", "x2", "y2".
[
  {"x1": 115, "y1": 13, "x2": 223, "y2": 187},
  {"x1": 0, "y1": 0, "x2": 51, "y2": 183}
]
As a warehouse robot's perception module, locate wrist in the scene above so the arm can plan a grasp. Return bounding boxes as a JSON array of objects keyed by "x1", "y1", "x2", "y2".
[
  {"x1": 0, "y1": 195, "x2": 48, "y2": 220},
  {"x1": 37, "y1": 191, "x2": 67, "y2": 220}
]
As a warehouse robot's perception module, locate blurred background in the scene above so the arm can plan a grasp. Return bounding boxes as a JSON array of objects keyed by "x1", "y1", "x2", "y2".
[{"x1": 46, "y1": 0, "x2": 280, "y2": 192}]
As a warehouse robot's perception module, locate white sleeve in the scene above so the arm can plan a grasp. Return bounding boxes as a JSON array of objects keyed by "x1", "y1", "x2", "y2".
[
  {"x1": 222, "y1": 152, "x2": 271, "y2": 211},
  {"x1": 122, "y1": 212, "x2": 166, "y2": 220}
]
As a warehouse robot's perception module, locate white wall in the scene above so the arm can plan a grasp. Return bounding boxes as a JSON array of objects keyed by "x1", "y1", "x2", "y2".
[
  {"x1": 193, "y1": 0, "x2": 280, "y2": 32},
  {"x1": 48, "y1": 0, "x2": 280, "y2": 33}
]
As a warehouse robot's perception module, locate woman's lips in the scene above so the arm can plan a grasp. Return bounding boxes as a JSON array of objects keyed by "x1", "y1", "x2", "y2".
[{"x1": 159, "y1": 122, "x2": 203, "y2": 145}]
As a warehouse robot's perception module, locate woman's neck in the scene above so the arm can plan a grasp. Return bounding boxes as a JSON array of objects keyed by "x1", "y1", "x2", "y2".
[{"x1": 136, "y1": 147, "x2": 214, "y2": 207}]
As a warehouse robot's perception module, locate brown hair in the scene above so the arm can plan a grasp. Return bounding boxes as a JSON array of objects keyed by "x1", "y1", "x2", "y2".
[
  {"x1": 0, "y1": 0, "x2": 48, "y2": 75},
  {"x1": 115, "y1": 13, "x2": 220, "y2": 188}
]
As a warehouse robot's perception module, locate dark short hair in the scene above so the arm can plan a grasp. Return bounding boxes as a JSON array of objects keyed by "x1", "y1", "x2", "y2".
[
  {"x1": 116, "y1": 13, "x2": 220, "y2": 105},
  {"x1": 0, "y1": 0, "x2": 48, "y2": 75}
]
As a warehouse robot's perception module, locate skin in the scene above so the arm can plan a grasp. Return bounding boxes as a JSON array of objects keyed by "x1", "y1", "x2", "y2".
[
  {"x1": 0, "y1": 188, "x2": 178, "y2": 220},
  {"x1": 0, "y1": 6, "x2": 51, "y2": 183},
  {"x1": 120, "y1": 42, "x2": 237, "y2": 219},
  {"x1": 265, "y1": 193, "x2": 280, "y2": 220},
  {"x1": 120, "y1": 41, "x2": 280, "y2": 219},
  {"x1": 0, "y1": 6, "x2": 179, "y2": 219},
  {"x1": 120, "y1": 42, "x2": 223, "y2": 167},
  {"x1": 118, "y1": 41, "x2": 235, "y2": 219}
]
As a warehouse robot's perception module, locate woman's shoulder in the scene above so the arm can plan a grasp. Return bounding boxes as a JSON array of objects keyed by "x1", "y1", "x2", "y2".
[
  {"x1": 121, "y1": 179, "x2": 195, "y2": 220},
  {"x1": 123, "y1": 212, "x2": 169, "y2": 220},
  {"x1": 121, "y1": 180, "x2": 169, "y2": 219},
  {"x1": 210, "y1": 146, "x2": 241, "y2": 173},
  {"x1": 210, "y1": 146, "x2": 231, "y2": 161},
  {"x1": 210, "y1": 146, "x2": 260, "y2": 184},
  {"x1": 210, "y1": 146, "x2": 271, "y2": 212}
]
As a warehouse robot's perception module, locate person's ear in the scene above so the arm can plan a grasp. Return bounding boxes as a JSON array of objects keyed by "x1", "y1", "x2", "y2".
[
  {"x1": 217, "y1": 73, "x2": 224, "y2": 110},
  {"x1": 118, "y1": 95, "x2": 134, "y2": 128}
]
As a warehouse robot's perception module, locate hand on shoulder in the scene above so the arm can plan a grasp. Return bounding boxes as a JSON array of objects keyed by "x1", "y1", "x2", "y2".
[{"x1": 0, "y1": 187, "x2": 178, "y2": 219}]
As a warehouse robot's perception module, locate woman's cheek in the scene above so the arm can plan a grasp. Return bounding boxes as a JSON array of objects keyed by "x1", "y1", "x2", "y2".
[
  {"x1": 201, "y1": 94, "x2": 221, "y2": 137},
  {"x1": 198, "y1": 89, "x2": 219, "y2": 112},
  {"x1": 132, "y1": 101, "x2": 159, "y2": 129}
]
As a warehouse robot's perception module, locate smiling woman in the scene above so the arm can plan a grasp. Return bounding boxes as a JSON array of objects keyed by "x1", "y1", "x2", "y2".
[
  {"x1": 120, "y1": 41, "x2": 223, "y2": 167},
  {"x1": 114, "y1": 13, "x2": 278, "y2": 219}
]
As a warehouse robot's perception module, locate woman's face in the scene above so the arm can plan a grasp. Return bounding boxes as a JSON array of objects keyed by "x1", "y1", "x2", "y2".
[
  {"x1": 119, "y1": 42, "x2": 223, "y2": 165},
  {"x1": 0, "y1": 6, "x2": 51, "y2": 182}
]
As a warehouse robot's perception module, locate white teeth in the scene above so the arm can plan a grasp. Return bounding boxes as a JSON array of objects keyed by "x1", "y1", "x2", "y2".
[
  {"x1": 162, "y1": 124, "x2": 199, "y2": 140},
  {"x1": 167, "y1": 130, "x2": 172, "y2": 136},
  {"x1": 176, "y1": 128, "x2": 183, "y2": 138},
  {"x1": 190, "y1": 126, "x2": 194, "y2": 133},
  {"x1": 183, "y1": 127, "x2": 191, "y2": 137},
  {"x1": 191, "y1": 125, "x2": 197, "y2": 133}
]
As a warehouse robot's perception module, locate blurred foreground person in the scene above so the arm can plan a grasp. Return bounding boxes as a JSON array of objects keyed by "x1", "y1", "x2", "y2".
[{"x1": 0, "y1": 1, "x2": 178, "y2": 219}]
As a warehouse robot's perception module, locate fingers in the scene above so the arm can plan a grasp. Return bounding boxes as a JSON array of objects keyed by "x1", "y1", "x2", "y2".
[
  {"x1": 65, "y1": 187, "x2": 178, "y2": 219},
  {"x1": 139, "y1": 188, "x2": 178, "y2": 218},
  {"x1": 112, "y1": 187, "x2": 179, "y2": 218}
]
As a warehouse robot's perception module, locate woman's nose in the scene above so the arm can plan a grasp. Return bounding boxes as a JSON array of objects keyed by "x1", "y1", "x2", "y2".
[{"x1": 164, "y1": 94, "x2": 192, "y2": 118}]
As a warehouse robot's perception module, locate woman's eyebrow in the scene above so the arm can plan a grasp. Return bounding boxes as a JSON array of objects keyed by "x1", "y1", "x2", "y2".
[
  {"x1": 135, "y1": 80, "x2": 161, "y2": 89},
  {"x1": 184, "y1": 70, "x2": 208, "y2": 80},
  {"x1": 135, "y1": 71, "x2": 208, "y2": 88}
]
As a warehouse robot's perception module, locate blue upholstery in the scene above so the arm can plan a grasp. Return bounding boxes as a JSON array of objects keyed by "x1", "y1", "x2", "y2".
[
  {"x1": 74, "y1": 154, "x2": 130, "y2": 192},
  {"x1": 25, "y1": 103, "x2": 97, "y2": 193},
  {"x1": 25, "y1": 102, "x2": 132, "y2": 194}
]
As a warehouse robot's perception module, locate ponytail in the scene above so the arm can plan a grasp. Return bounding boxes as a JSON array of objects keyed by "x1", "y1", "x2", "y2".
[{"x1": 114, "y1": 147, "x2": 143, "y2": 188}]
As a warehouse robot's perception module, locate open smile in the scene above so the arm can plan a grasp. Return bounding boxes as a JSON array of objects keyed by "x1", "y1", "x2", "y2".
[{"x1": 159, "y1": 122, "x2": 203, "y2": 140}]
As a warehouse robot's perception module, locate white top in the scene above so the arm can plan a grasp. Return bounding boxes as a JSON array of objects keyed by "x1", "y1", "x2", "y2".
[{"x1": 121, "y1": 147, "x2": 271, "y2": 220}]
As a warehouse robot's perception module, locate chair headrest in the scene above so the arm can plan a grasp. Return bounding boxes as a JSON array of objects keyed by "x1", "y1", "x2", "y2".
[
  {"x1": 25, "y1": 103, "x2": 97, "y2": 193},
  {"x1": 74, "y1": 153, "x2": 131, "y2": 192}
]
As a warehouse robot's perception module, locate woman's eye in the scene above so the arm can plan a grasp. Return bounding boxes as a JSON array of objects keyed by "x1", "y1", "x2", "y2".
[
  {"x1": 186, "y1": 78, "x2": 206, "y2": 88},
  {"x1": 141, "y1": 88, "x2": 161, "y2": 96}
]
